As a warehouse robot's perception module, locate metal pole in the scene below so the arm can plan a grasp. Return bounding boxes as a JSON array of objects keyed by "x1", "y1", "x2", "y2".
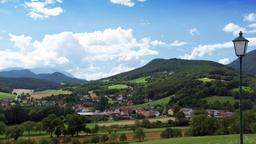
[{"x1": 239, "y1": 56, "x2": 243, "y2": 144}]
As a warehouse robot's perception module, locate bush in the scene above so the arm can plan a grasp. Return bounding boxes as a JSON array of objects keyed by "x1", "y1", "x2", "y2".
[
  {"x1": 109, "y1": 132, "x2": 118, "y2": 144},
  {"x1": 251, "y1": 123, "x2": 256, "y2": 133},
  {"x1": 133, "y1": 128, "x2": 145, "y2": 142},
  {"x1": 5, "y1": 126, "x2": 24, "y2": 140},
  {"x1": 160, "y1": 128, "x2": 182, "y2": 138},
  {"x1": 141, "y1": 119, "x2": 151, "y2": 128},
  {"x1": 100, "y1": 134, "x2": 109, "y2": 143},
  {"x1": 16, "y1": 139, "x2": 36, "y2": 144},
  {"x1": 71, "y1": 139, "x2": 81, "y2": 144},
  {"x1": 63, "y1": 136, "x2": 72, "y2": 144},
  {"x1": 38, "y1": 139, "x2": 53, "y2": 144},
  {"x1": 51, "y1": 137, "x2": 60, "y2": 144},
  {"x1": 90, "y1": 135, "x2": 100, "y2": 143},
  {"x1": 190, "y1": 114, "x2": 218, "y2": 136},
  {"x1": 119, "y1": 133, "x2": 127, "y2": 142},
  {"x1": 175, "y1": 118, "x2": 189, "y2": 126}
]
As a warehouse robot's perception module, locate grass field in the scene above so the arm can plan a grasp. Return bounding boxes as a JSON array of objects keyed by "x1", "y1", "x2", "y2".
[
  {"x1": 130, "y1": 77, "x2": 150, "y2": 84},
  {"x1": 232, "y1": 86, "x2": 254, "y2": 93},
  {"x1": 31, "y1": 89, "x2": 71, "y2": 99},
  {"x1": 204, "y1": 96, "x2": 236, "y2": 104},
  {"x1": 131, "y1": 96, "x2": 172, "y2": 108},
  {"x1": 0, "y1": 92, "x2": 15, "y2": 99},
  {"x1": 108, "y1": 84, "x2": 129, "y2": 90},
  {"x1": 132, "y1": 134, "x2": 256, "y2": 144}
]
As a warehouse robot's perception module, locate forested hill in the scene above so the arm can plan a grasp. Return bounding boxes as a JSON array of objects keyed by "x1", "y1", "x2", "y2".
[
  {"x1": 0, "y1": 77, "x2": 60, "y2": 92},
  {"x1": 71, "y1": 58, "x2": 256, "y2": 110},
  {"x1": 229, "y1": 49, "x2": 256, "y2": 75},
  {"x1": 111, "y1": 58, "x2": 237, "y2": 80}
]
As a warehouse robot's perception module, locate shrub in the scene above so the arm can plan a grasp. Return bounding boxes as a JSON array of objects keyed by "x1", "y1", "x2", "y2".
[
  {"x1": 133, "y1": 128, "x2": 145, "y2": 142},
  {"x1": 38, "y1": 139, "x2": 53, "y2": 144},
  {"x1": 100, "y1": 134, "x2": 109, "y2": 143},
  {"x1": 90, "y1": 135, "x2": 100, "y2": 143},
  {"x1": 51, "y1": 137, "x2": 60, "y2": 144},
  {"x1": 109, "y1": 132, "x2": 118, "y2": 144},
  {"x1": 63, "y1": 136, "x2": 72, "y2": 144},
  {"x1": 141, "y1": 119, "x2": 151, "y2": 128},
  {"x1": 119, "y1": 133, "x2": 127, "y2": 142},
  {"x1": 16, "y1": 139, "x2": 36, "y2": 144},
  {"x1": 71, "y1": 139, "x2": 81, "y2": 144},
  {"x1": 160, "y1": 128, "x2": 182, "y2": 138},
  {"x1": 5, "y1": 126, "x2": 24, "y2": 140}
]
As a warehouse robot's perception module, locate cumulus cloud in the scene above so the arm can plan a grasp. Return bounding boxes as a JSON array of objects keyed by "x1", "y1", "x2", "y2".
[
  {"x1": 244, "y1": 13, "x2": 256, "y2": 22},
  {"x1": 110, "y1": 0, "x2": 146, "y2": 7},
  {"x1": 3, "y1": 27, "x2": 160, "y2": 80},
  {"x1": 181, "y1": 37, "x2": 256, "y2": 60},
  {"x1": 24, "y1": 0, "x2": 63, "y2": 19},
  {"x1": 218, "y1": 58, "x2": 230, "y2": 65},
  {"x1": 189, "y1": 28, "x2": 200, "y2": 36},
  {"x1": 170, "y1": 40, "x2": 187, "y2": 47},
  {"x1": 223, "y1": 23, "x2": 246, "y2": 35},
  {"x1": 150, "y1": 40, "x2": 166, "y2": 47},
  {"x1": 9, "y1": 34, "x2": 32, "y2": 50}
]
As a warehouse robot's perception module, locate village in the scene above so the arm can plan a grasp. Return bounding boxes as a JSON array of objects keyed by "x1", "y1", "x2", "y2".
[{"x1": 0, "y1": 88, "x2": 234, "y2": 121}]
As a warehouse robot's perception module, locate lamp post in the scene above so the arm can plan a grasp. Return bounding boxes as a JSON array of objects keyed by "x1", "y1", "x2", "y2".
[{"x1": 232, "y1": 31, "x2": 249, "y2": 144}]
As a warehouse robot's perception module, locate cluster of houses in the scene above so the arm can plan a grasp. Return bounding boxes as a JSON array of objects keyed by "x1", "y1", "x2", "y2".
[
  {"x1": 107, "y1": 107, "x2": 160, "y2": 118},
  {"x1": 168, "y1": 108, "x2": 233, "y2": 119},
  {"x1": 75, "y1": 105, "x2": 160, "y2": 118}
]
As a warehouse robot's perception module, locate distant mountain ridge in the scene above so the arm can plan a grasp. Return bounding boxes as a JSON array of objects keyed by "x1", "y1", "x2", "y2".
[
  {"x1": 111, "y1": 58, "x2": 231, "y2": 80},
  {"x1": 228, "y1": 49, "x2": 256, "y2": 75},
  {"x1": 0, "y1": 69, "x2": 87, "y2": 84}
]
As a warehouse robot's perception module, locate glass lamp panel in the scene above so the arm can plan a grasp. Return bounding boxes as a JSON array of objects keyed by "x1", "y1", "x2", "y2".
[{"x1": 234, "y1": 41, "x2": 246, "y2": 56}]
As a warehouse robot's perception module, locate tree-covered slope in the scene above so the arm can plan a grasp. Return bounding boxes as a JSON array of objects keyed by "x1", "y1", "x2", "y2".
[
  {"x1": 112, "y1": 58, "x2": 236, "y2": 80},
  {"x1": 229, "y1": 49, "x2": 256, "y2": 75},
  {"x1": 72, "y1": 58, "x2": 256, "y2": 110},
  {"x1": 0, "y1": 77, "x2": 60, "y2": 92}
]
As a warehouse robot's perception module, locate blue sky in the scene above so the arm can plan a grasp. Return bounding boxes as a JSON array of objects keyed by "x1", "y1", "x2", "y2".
[{"x1": 0, "y1": 0, "x2": 256, "y2": 80}]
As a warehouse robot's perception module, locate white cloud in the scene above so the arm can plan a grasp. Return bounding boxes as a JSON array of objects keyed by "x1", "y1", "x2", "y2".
[
  {"x1": 4, "y1": 27, "x2": 160, "y2": 80},
  {"x1": 110, "y1": 0, "x2": 146, "y2": 7},
  {"x1": 189, "y1": 28, "x2": 200, "y2": 36},
  {"x1": 218, "y1": 58, "x2": 230, "y2": 65},
  {"x1": 150, "y1": 40, "x2": 166, "y2": 47},
  {"x1": 110, "y1": 0, "x2": 135, "y2": 7},
  {"x1": 72, "y1": 64, "x2": 134, "y2": 80},
  {"x1": 181, "y1": 37, "x2": 256, "y2": 60},
  {"x1": 9, "y1": 34, "x2": 32, "y2": 50},
  {"x1": 24, "y1": 0, "x2": 63, "y2": 19},
  {"x1": 223, "y1": 23, "x2": 246, "y2": 35},
  {"x1": 170, "y1": 40, "x2": 187, "y2": 47},
  {"x1": 244, "y1": 13, "x2": 256, "y2": 22}
]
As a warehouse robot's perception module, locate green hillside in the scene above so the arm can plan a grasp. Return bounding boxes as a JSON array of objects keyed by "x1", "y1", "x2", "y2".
[
  {"x1": 0, "y1": 92, "x2": 15, "y2": 99},
  {"x1": 0, "y1": 77, "x2": 60, "y2": 92},
  {"x1": 73, "y1": 58, "x2": 256, "y2": 110}
]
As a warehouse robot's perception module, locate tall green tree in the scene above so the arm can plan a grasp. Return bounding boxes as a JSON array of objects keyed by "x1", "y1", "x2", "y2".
[
  {"x1": 133, "y1": 128, "x2": 145, "y2": 142},
  {"x1": 0, "y1": 122, "x2": 7, "y2": 135},
  {"x1": 5, "y1": 126, "x2": 24, "y2": 140},
  {"x1": 66, "y1": 114, "x2": 86, "y2": 136},
  {"x1": 190, "y1": 113, "x2": 217, "y2": 136},
  {"x1": 22, "y1": 121, "x2": 35, "y2": 136},
  {"x1": 42, "y1": 114, "x2": 63, "y2": 137}
]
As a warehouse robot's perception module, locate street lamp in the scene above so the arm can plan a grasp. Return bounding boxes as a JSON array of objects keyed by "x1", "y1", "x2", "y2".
[{"x1": 232, "y1": 31, "x2": 249, "y2": 144}]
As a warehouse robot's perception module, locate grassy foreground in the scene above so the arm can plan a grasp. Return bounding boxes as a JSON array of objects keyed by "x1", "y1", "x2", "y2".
[
  {"x1": 131, "y1": 134, "x2": 256, "y2": 144},
  {"x1": 0, "y1": 92, "x2": 15, "y2": 99}
]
